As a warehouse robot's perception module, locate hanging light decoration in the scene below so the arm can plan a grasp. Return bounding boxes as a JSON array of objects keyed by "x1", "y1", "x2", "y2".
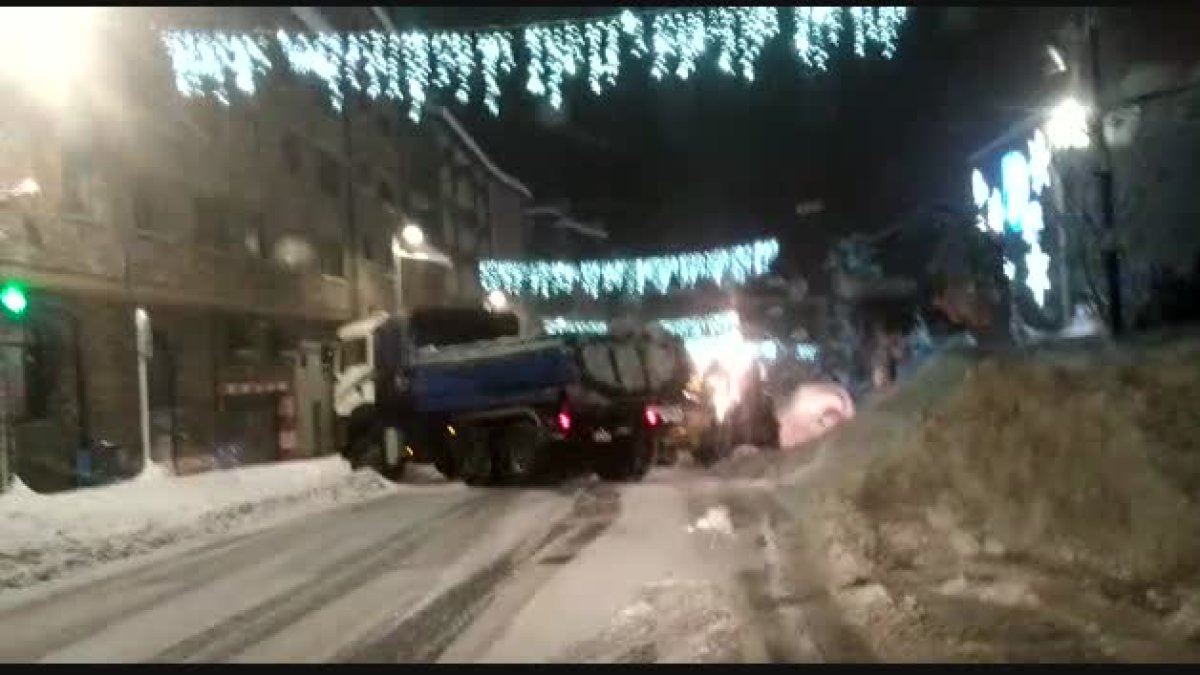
[
  {"x1": 479, "y1": 238, "x2": 780, "y2": 299},
  {"x1": 160, "y1": 7, "x2": 912, "y2": 118},
  {"x1": 542, "y1": 310, "x2": 739, "y2": 339}
]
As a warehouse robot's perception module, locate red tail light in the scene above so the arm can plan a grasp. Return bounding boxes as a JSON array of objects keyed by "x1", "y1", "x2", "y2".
[
  {"x1": 556, "y1": 410, "x2": 572, "y2": 433},
  {"x1": 644, "y1": 406, "x2": 660, "y2": 427}
]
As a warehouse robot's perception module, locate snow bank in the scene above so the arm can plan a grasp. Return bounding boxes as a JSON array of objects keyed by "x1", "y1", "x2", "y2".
[
  {"x1": 847, "y1": 336, "x2": 1200, "y2": 584},
  {"x1": 778, "y1": 334, "x2": 1200, "y2": 588},
  {"x1": 0, "y1": 457, "x2": 397, "y2": 590},
  {"x1": 760, "y1": 335, "x2": 1200, "y2": 660}
]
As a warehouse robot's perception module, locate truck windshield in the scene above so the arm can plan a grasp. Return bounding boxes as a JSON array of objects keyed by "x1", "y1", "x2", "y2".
[{"x1": 339, "y1": 338, "x2": 368, "y2": 369}]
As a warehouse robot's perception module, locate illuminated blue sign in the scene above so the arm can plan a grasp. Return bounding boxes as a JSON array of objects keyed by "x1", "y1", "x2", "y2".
[{"x1": 968, "y1": 128, "x2": 1055, "y2": 307}]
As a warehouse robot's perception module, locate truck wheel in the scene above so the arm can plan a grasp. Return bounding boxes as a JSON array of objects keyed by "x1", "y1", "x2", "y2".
[
  {"x1": 433, "y1": 449, "x2": 457, "y2": 480},
  {"x1": 595, "y1": 434, "x2": 653, "y2": 483},
  {"x1": 694, "y1": 424, "x2": 733, "y2": 468},
  {"x1": 497, "y1": 420, "x2": 541, "y2": 486},
  {"x1": 752, "y1": 400, "x2": 781, "y2": 449},
  {"x1": 352, "y1": 424, "x2": 407, "y2": 482},
  {"x1": 457, "y1": 427, "x2": 494, "y2": 487},
  {"x1": 632, "y1": 435, "x2": 655, "y2": 480}
]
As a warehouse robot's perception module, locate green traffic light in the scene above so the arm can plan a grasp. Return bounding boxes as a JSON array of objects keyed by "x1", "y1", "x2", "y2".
[{"x1": 1, "y1": 283, "x2": 28, "y2": 317}]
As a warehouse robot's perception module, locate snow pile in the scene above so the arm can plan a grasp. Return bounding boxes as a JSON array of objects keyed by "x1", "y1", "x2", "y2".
[
  {"x1": 556, "y1": 579, "x2": 745, "y2": 663},
  {"x1": 0, "y1": 457, "x2": 396, "y2": 590},
  {"x1": 686, "y1": 506, "x2": 734, "y2": 538},
  {"x1": 777, "y1": 382, "x2": 855, "y2": 449},
  {"x1": 768, "y1": 337, "x2": 1200, "y2": 660},
  {"x1": 848, "y1": 337, "x2": 1200, "y2": 584}
]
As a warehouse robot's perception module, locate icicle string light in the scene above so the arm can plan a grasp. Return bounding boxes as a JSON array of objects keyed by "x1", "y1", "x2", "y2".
[
  {"x1": 160, "y1": 7, "x2": 909, "y2": 117},
  {"x1": 479, "y1": 238, "x2": 779, "y2": 300},
  {"x1": 541, "y1": 312, "x2": 820, "y2": 364},
  {"x1": 542, "y1": 310, "x2": 740, "y2": 339},
  {"x1": 542, "y1": 317, "x2": 609, "y2": 335},
  {"x1": 477, "y1": 30, "x2": 515, "y2": 115},
  {"x1": 657, "y1": 310, "x2": 739, "y2": 338}
]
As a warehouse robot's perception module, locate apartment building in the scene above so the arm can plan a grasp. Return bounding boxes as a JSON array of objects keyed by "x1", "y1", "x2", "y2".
[{"x1": 0, "y1": 7, "x2": 530, "y2": 489}]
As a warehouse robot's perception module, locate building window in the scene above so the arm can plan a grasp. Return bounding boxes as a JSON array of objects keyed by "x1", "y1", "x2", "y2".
[
  {"x1": 226, "y1": 316, "x2": 253, "y2": 358},
  {"x1": 23, "y1": 327, "x2": 49, "y2": 421},
  {"x1": 190, "y1": 101, "x2": 222, "y2": 140},
  {"x1": 317, "y1": 150, "x2": 342, "y2": 199},
  {"x1": 310, "y1": 82, "x2": 328, "y2": 109},
  {"x1": 439, "y1": 165, "x2": 453, "y2": 201},
  {"x1": 412, "y1": 137, "x2": 438, "y2": 187},
  {"x1": 361, "y1": 233, "x2": 376, "y2": 263},
  {"x1": 132, "y1": 186, "x2": 155, "y2": 232},
  {"x1": 378, "y1": 181, "x2": 394, "y2": 207},
  {"x1": 409, "y1": 189, "x2": 431, "y2": 212},
  {"x1": 266, "y1": 322, "x2": 287, "y2": 358},
  {"x1": 475, "y1": 191, "x2": 489, "y2": 223},
  {"x1": 319, "y1": 241, "x2": 344, "y2": 277},
  {"x1": 245, "y1": 110, "x2": 261, "y2": 155},
  {"x1": 194, "y1": 195, "x2": 232, "y2": 251},
  {"x1": 281, "y1": 132, "x2": 302, "y2": 174},
  {"x1": 60, "y1": 142, "x2": 92, "y2": 215},
  {"x1": 455, "y1": 175, "x2": 475, "y2": 210},
  {"x1": 354, "y1": 161, "x2": 372, "y2": 186},
  {"x1": 245, "y1": 210, "x2": 266, "y2": 258}
]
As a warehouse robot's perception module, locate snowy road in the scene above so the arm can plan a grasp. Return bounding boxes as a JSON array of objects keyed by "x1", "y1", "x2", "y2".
[{"x1": 0, "y1": 465, "x2": 846, "y2": 664}]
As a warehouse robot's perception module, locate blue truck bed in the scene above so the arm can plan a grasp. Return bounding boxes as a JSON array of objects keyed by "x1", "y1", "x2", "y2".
[{"x1": 408, "y1": 339, "x2": 579, "y2": 415}]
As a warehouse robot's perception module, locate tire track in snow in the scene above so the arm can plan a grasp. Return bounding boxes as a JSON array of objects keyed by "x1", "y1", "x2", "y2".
[
  {"x1": 430, "y1": 483, "x2": 624, "y2": 663},
  {"x1": 147, "y1": 492, "x2": 511, "y2": 663},
  {"x1": 1, "y1": 493, "x2": 467, "y2": 662}
]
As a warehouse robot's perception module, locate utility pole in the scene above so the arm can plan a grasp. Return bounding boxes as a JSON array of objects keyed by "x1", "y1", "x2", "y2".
[{"x1": 1085, "y1": 7, "x2": 1124, "y2": 336}]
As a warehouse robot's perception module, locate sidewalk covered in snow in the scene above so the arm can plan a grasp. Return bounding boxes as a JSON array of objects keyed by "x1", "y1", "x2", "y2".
[{"x1": 0, "y1": 457, "x2": 404, "y2": 590}]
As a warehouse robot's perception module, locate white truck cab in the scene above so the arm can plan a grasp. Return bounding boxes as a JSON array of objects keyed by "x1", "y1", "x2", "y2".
[{"x1": 333, "y1": 311, "x2": 389, "y2": 418}]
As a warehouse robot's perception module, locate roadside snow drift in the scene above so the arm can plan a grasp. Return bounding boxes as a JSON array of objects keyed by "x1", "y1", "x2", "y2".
[
  {"x1": 0, "y1": 457, "x2": 396, "y2": 590},
  {"x1": 763, "y1": 337, "x2": 1200, "y2": 660},
  {"x1": 846, "y1": 337, "x2": 1200, "y2": 584}
]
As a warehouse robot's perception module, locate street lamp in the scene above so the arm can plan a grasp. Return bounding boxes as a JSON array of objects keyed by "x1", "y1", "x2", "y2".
[
  {"x1": 401, "y1": 223, "x2": 425, "y2": 248},
  {"x1": 1046, "y1": 45, "x2": 1067, "y2": 75},
  {"x1": 1036, "y1": 10, "x2": 1123, "y2": 335},
  {"x1": 1045, "y1": 97, "x2": 1091, "y2": 150},
  {"x1": 485, "y1": 290, "x2": 508, "y2": 312}
]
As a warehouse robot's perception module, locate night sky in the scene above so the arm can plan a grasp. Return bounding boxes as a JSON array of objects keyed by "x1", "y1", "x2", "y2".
[{"x1": 386, "y1": 7, "x2": 1064, "y2": 285}]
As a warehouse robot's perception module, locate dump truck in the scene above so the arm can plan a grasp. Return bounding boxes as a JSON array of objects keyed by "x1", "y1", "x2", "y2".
[{"x1": 333, "y1": 307, "x2": 690, "y2": 486}]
